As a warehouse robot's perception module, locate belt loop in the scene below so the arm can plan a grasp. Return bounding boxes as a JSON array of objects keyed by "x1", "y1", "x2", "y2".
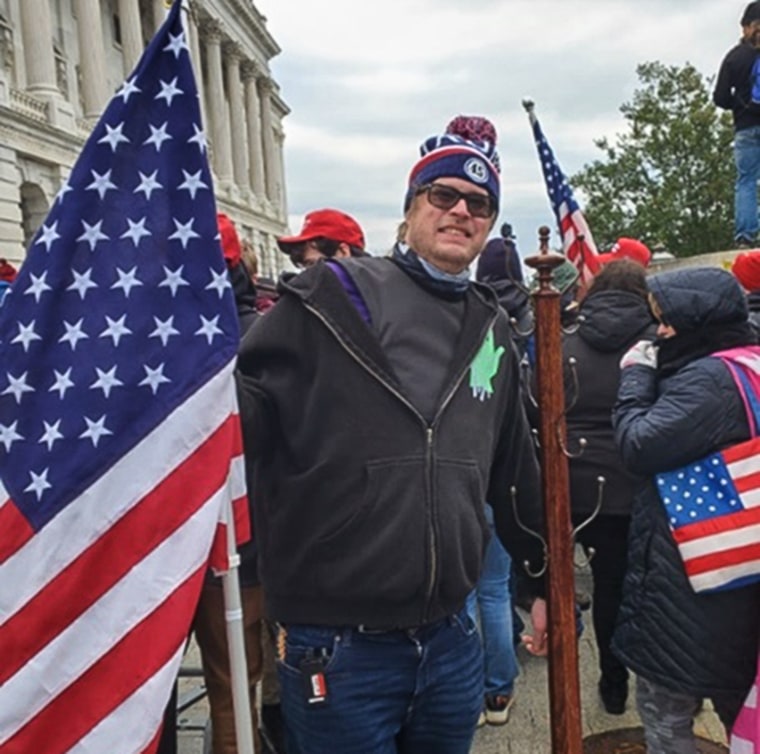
[{"x1": 341, "y1": 626, "x2": 353, "y2": 648}]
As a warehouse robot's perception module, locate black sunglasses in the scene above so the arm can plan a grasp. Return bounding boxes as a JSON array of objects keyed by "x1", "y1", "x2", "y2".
[{"x1": 416, "y1": 183, "x2": 496, "y2": 219}]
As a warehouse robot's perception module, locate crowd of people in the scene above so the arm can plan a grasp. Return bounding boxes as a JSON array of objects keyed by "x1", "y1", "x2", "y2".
[{"x1": 147, "y1": 111, "x2": 760, "y2": 754}]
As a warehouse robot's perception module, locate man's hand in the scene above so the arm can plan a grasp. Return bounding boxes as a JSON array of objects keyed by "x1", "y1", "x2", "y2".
[
  {"x1": 521, "y1": 597, "x2": 548, "y2": 657},
  {"x1": 620, "y1": 339, "x2": 658, "y2": 370}
]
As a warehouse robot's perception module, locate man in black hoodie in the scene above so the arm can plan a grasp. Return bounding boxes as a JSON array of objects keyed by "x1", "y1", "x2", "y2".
[
  {"x1": 236, "y1": 116, "x2": 545, "y2": 754},
  {"x1": 714, "y1": 1, "x2": 760, "y2": 247}
]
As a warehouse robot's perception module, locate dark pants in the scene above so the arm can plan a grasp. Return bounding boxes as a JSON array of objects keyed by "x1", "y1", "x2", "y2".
[
  {"x1": 576, "y1": 514, "x2": 630, "y2": 686},
  {"x1": 276, "y1": 609, "x2": 484, "y2": 754}
]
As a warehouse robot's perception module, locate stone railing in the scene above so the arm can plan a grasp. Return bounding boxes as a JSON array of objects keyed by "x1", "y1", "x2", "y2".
[{"x1": 9, "y1": 88, "x2": 48, "y2": 122}]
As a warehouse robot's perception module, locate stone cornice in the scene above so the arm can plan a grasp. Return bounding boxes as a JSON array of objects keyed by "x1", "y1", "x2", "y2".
[{"x1": 195, "y1": 0, "x2": 280, "y2": 60}]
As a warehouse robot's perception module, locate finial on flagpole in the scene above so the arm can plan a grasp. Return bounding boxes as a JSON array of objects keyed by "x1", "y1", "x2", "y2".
[{"x1": 522, "y1": 98, "x2": 535, "y2": 113}]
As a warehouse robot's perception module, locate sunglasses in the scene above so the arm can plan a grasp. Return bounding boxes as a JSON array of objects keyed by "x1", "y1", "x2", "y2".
[{"x1": 416, "y1": 183, "x2": 496, "y2": 219}]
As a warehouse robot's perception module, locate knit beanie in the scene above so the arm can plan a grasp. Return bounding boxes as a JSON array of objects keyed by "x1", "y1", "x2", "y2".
[
  {"x1": 405, "y1": 115, "x2": 501, "y2": 213},
  {"x1": 742, "y1": 1, "x2": 760, "y2": 25},
  {"x1": 732, "y1": 250, "x2": 760, "y2": 291}
]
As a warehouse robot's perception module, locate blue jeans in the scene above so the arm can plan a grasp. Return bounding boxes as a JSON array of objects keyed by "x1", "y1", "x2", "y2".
[
  {"x1": 277, "y1": 609, "x2": 484, "y2": 754},
  {"x1": 734, "y1": 125, "x2": 760, "y2": 241},
  {"x1": 466, "y1": 520, "x2": 519, "y2": 697}
]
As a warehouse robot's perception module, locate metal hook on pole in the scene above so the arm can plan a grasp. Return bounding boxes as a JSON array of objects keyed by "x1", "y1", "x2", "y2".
[
  {"x1": 509, "y1": 485, "x2": 548, "y2": 578},
  {"x1": 571, "y1": 476, "x2": 606, "y2": 569}
]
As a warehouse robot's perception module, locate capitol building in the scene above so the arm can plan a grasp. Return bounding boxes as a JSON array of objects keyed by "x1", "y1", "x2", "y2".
[{"x1": 0, "y1": 0, "x2": 290, "y2": 277}]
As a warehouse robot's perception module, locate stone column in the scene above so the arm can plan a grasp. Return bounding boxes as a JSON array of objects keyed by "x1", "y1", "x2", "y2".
[
  {"x1": 0, "y1": 145, "x2": 25, "y2": 264},
  {"x1": 19, "y1": 0, "x2": 58, "y2": 96},
  {"x1": 185, "y1": 2, "x2": 205, "y2": 122},
  {"x1": 203, "y1": 22, "x2": 233, "y2": 184},
  {"x1": 224, "y1": 45, "x2": 249, "y2": 192},
  {"x1": 75, "y1": 0, "x2": 108, "y2": 118},
  {"x1": 275, "y1": 129, "x2": 288, "y2": 220},
  {"x1": 242, "y1": 62, "x2": 266, "y2": 202},
  {"x1": 259, "y1": 77, "x2": 278, "y2": 204},
  {"x1": 153, "y1": 0, "x2": 168, "y2": 31},
  {"x1": 118, "y1": 0, "x2": 143, "y2": 74}
]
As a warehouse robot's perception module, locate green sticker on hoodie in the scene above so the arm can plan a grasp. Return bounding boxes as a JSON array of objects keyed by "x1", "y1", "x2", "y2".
[{"x1": 469, "y1": 327, "x2": 505, "y2": 401}]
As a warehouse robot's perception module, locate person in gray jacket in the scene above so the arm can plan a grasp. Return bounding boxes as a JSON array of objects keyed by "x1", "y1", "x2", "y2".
[
  {"x1": 236, "y1": 115, "x2": 546, "y2": 754},
  {"x1": 613, "y1": 267, "x2": 760, "y2": 752}
]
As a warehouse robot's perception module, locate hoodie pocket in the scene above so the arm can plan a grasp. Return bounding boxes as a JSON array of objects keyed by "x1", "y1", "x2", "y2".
[
  {"x1": 314, "y1": 456, "x2": 428, "y2": 604},
  {"x1": 435, "y1": 459, "x2": 488, "y2": 604}
]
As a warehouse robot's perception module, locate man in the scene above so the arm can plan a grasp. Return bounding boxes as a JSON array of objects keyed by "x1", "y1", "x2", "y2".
[
  {"x1": 237, "y1": 115, "x2": 545, "y2": 754},
  {"x1": 277, "y1": 208, "x2": 367, "y2": 268},
  {"x1": 714, "y1": 1, "x2": 760, "y2": 248}
]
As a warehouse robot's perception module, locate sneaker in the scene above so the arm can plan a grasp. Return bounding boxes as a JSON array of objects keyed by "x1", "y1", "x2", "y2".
[
  {"x1": 485, "y1": 693, "x2": 515, "y2": 725},
  {"x1": 598, "y1": 677, "x2": 627, "y2": 715},
  {"x1": 476, "y1": 710, "x2": 486, "y2": 727},
  {"x1": 736, "y1": 237, "x2": 756, "y2": 250}
]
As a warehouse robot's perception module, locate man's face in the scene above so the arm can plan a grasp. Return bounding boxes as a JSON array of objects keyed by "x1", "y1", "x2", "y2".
[
  {"x1": 744, "y1": 20, "x2": 760, "y2": 44},
  {"x1": 404, "y1": 177, "x2": 495, "y2": 274}
]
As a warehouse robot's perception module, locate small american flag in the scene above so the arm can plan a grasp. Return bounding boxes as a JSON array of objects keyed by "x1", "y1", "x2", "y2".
[
  {"x1": 0, "y1": 1, "x2": 248, "y2": 752},
  {"x1": 528, "y1": 109, "x2": 600, "y2": 284},
  {"x1": 656, "y1": 348, "x2": 760, "y2": 594}
]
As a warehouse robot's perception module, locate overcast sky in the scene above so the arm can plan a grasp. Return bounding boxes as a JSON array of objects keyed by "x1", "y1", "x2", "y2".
[{"x1": 256, "y1": 0, "x2": 742, "y2": 258}]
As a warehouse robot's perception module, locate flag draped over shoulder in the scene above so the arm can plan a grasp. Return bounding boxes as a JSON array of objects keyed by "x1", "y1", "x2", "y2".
[
  {"x1": 0, "y1": 1, "x2": 248, "y2": 751},
  {"x1": 527, "y1": 107, "x2": 600, "y2": 284}
]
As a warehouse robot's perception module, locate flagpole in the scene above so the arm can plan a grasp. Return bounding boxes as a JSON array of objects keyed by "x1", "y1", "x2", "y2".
[
  {"x1": 221, "y1": 497, "x2": 255, "y2": 754},
  {"x1": 525, "y1": 226, "x2": 584, "y2": 754}
]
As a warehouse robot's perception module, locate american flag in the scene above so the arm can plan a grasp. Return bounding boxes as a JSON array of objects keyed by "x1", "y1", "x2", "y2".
[
  {"x1": 0, "y1": 1, "x2": 248, "y2": 751},
  {"x1": 656, "y1": 348, "x2": 760, "y2": 594},
  {"x1": 528, "y1": 108, "x2": 600, "y2": 284}
]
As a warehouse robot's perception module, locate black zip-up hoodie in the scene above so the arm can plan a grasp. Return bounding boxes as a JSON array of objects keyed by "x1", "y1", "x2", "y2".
[{"x1": 236, "y1": 259, "x2": 543, "y2": 628}]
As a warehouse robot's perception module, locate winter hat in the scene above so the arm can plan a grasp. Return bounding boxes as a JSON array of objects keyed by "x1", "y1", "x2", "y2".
[
  {"x1": 405, "y1": 115, "x2": 501, "y2": 213},
  {"x1": 732, "y1": 250, "x2": 760, "y2": 291},
  {"x1": 599, "y1": 237, "x2": 652, "y2": 268},
  {"x1": 529, "y1": 259, "x2": 579, "y2": 294},
  {"x1": 742, "y1": 1, "x2": 760, "y2": 25},
  {"x1": 0, "y1": 258, "x2": 17, "y2": 283},
  {"x1": 217, "y1": 212, "x2": 241, "y2": 268}
]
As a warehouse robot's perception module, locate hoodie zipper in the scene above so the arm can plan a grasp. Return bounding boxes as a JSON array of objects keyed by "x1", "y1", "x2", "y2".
[{"x1": 303, "y1": 301, "x2": 497, "y2": 622}]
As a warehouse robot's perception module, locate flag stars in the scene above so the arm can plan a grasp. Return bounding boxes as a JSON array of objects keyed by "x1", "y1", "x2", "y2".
[
  {"x1": 112, "y1": 267, "x2": 143, "y2": 298},
  {"x1": 86, "y1": 169, "x2": 117, "y2": 199},
  {"x1": 189, "y1": 123, "x2": 207, "y2": 153},
  {"x1": 159, "y1": 265, "x2": 190, "y2": 297},
  {"x1": 76, "y1": 220, "x2": 109, "y2": 251},
  {"x1": 39, "y1": 420, "x2": 64, "y2": 451},
  {"x1": 169, "y1": 218, "x2": 200, "y2": 250},
  {"x1": 134, "y1": 170, "x2": 163, "y2": 200},
  {"x1": 49, "y1": 368, "x2": 75, "y2": 399},
  {"x1": 100, "y1": 315, "x2": 132, "y2": 347},
  {"x1": 67, "y1": 268, "x2": 98, "y2": 299},
  {"x1": 163, "y1": 31, "x2": 189, "y2": 58},
  {"x1": 54, "y1": 179, "x2": 72, "y2": 205},
  {"x1": 155, "y1": 77, "x2": 183, "y2": 106},
  {"x1": 206, "y1": 268, "x2": 230, "y2": 299},
  {"x1": 0, "y1": 421, "x2": 23, "y2": 451},
  {"x1": 59, "y1": 318, "x2": 89, "y2": 351},
  {"x1": 35, "y1": 221, "x2": 61, "y2": 251},
  {"x1": 90, "y1": 366, "x2": 124, "y2": 398},
  {"x1": 98, "y1": 122, "x2": 130, "y2": 152},
  {"x1": 178, "y1": 169, "x2": 208, "y2": 199},
  {"x1": 144, "y1": 121, "x2": 173, "y2": 152},
  {"x1": 24, "y1": 468, "x2": 51, "y2": 501},
  {"x1": 80, "y1": 415, "x2": 112, "y2": 447},
  {"x1": 2, "y1": 371, "x2": 34, "y2": 403},
  {"x1": 11, "y1": 320, "x2": 42, "y2": 352},
  {"x1": 139, "y1": 363, "x2": 171, "y2": 394},
  {"x1": 25, "y1": 272, "x2": 52, "y2": 302},
  {"x1": 195, "y1": 315, "x2": 223, "y2": 344},
  {"x1": 120, "y1": 217, "x2": 152, "y2": 247},
  {"x1": 116, "y1": 76, "x2": 141, "y2": 103},
  {"x1": 150, "y1": 315, "x2": 180, "y2": 346}
]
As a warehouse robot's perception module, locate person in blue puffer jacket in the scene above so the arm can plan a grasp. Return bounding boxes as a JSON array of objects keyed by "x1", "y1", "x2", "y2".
[{"x1": 612, "y1": 266, "x2": 760, "y2": 753}]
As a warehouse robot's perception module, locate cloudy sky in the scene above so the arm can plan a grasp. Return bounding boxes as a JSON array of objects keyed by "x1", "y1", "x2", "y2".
[{"x1": 257, "y1": 0, "x2": 741, "y2": 257}]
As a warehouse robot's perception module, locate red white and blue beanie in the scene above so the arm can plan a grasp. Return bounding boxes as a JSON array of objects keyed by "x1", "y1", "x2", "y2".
[{"x1": 405, "y1": 115, "x2": 501, "y2": 213}]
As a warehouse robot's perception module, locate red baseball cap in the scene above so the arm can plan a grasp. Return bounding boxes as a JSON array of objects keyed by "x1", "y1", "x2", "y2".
[
  {"x1": 217, "y1": 212, "x2": 241, "y2": 268},
  {"x1": 277, "y1": 209, "x2": 365, "y2": 253},
  {"x1": 599, "y1": 237, "x2": 652, "y2": 268}
]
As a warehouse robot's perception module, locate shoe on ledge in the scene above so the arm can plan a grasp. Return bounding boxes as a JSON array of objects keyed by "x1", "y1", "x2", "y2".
[
  {"x1": 598, "y1": 677, "x2": 627, "y2": 715},
  {"x1": 485, "y1": 693, "x2": 515, "y2": 725}
]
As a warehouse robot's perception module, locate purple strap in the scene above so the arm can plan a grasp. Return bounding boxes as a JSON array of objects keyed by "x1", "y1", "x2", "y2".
[{"x1": 325, "y1": 260, "x2": 372, "y2": 326}]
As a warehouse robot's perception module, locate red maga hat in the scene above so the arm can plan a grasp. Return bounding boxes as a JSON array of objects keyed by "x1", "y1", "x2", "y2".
[
  {"x1": 599, "y1": 237, "x2": 652, "y2": 268},
  {"x1": 732, "y1": 250, "x2": 760, "y2": 292},
  {"x1": 277, "y1": 209, "x2": 365, "y2": 253}
]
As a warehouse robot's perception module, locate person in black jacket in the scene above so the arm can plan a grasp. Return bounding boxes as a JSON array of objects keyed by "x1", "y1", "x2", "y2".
[
  {"x1": 563, "y1": 260, "x2": 654, "y2": 716},
  {"x1": 612, "y1": 266, "x2": 760, "y2": 752},
  {"x1": 714, "y1": 1, "x2": 760, "y2": 247},
  {"x1": 236, "y1": 115, "x2": 545, "y2": 754}
]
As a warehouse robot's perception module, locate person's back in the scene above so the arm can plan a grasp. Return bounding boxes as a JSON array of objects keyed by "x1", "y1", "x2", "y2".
[{"x1": 612, "y1": 266, "x2": 760, "y2": 752}]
